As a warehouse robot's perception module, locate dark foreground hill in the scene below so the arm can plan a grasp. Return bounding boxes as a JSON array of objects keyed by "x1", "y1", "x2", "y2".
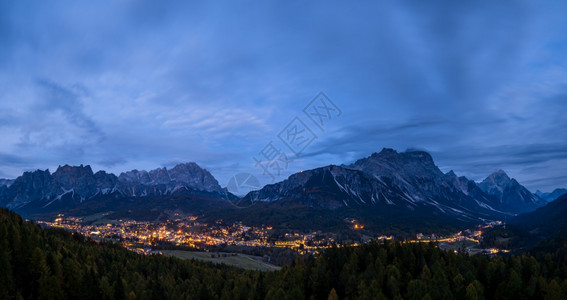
[
  {"x1": 0, "y1": 208, "x2": 261, "y2": 300},
  {"x1": 2, "y1": 208, "x2": 567, "y2": 299},
  {"x1": 511, "y1": 193, "x2": 567, "y2": 236},
  {"x1": 473, "y1": 193, "x2": 567, "y2": 254}
]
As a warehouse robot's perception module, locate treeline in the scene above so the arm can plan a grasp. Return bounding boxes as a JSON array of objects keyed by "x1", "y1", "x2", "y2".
[
  {"x1": 0, "y1": 209, "x2": 263, "y2": 300},
  {"x1": 265, "y1": 241, "x2": 567, "y2": 299},
  {"x1": 2, "y1": 207, "x2": 567, "y2": 299}
]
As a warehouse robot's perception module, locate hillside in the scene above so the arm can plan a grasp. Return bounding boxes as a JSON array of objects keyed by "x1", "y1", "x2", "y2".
[
  {"x1": 510, "y1": 193, "x2": 567, "y2": 238},
  {"x1": 0, "y1": 208, "x2": 261, "y2": 299},
  {"x1": 2, "y1": 208, "x2": 567, "y2": 299}
]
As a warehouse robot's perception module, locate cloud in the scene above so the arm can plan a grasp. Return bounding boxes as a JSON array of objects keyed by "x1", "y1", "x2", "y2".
[
  {"x1": 13, "y1": 79, "x2": 105, "y2": 150},
  {"x1": 35, "y1": 79, "x2": 104, "y2": 137},
  {"x1": 0, "y1": 1, "x2": 566, "y2": 192},
  {"x1": 160, "y1": 106, "x2": 272, "y2": 138},
  {"x1": 0, "y1": 153, "x2": 27, "y2": 167}
]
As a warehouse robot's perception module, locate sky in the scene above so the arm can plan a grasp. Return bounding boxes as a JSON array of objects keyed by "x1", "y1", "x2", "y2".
[{"x1": 1, "y1": 0, "x2": 566, "y2": 193}]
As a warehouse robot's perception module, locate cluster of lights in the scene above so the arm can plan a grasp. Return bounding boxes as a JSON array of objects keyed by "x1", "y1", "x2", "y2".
[{"x1": 37, "y1": 214, "x2": 510, "y2": 257}]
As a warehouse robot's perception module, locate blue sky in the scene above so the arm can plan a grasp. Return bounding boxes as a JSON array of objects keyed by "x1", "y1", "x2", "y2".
[{"x1": 1, "y1": 0, "x2": 566, "y2": 192}]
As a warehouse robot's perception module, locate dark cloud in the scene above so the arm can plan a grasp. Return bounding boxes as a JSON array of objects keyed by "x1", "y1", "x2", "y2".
[
  {"x1": 35, "y1": 79, "x2": 104, "y2": 140},
  {"x1": 97, "y1": 157, "x2": 128, "y2": 168},
  {"x1": 0, "y1": 153, "x2": 27, "y2": 166},
  {"x1": 0, "y1": 1, "x2": 566, "y2": 192}
]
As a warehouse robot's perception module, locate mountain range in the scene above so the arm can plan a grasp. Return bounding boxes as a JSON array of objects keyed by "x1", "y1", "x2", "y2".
[
  {"x1": 0, "y1": 163, "x2": 236, "y2": 214},
  {"x1": 240, "y1": 149, "x2": 544, "y2": 217},
  {"x1": 0, "y1": 148, "x2": 552, "y2": 234},
  {"x1": 536, "y1": 188, "x2": 567, "y2": 202}
]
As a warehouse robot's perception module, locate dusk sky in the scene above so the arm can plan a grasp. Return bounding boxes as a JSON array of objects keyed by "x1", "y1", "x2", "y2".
[{"x1": 1, "y1": 1, "x2": 566, "y2": 192}]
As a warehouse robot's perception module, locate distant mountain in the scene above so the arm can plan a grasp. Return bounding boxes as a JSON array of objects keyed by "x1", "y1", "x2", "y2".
[
  {"x1": 0, "y1": 178, "x2": 14, "y2": 187},
  {"x1": 117, "y1": 162, "x2": 225, "y2": 196},
  {"x1": 0, "y1": 163, "x2": 236, "y2": 214},
  {"x1": 0, "y1": 149, "x2": 551, "y2": 236},
  {"x1": 536, "y1": 188, "x2": 567, "y2": 202},
  {"x1": 239, "y1": 148, "x2": 512, "y2": 226},
  {"x1": 477, "y1": 170, "x2": 546, "y2": 213}
]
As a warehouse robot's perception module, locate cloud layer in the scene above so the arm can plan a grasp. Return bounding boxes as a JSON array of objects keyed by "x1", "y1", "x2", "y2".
[{"x1": 0, "y1": 1, "x2": 566, "y2": 192}]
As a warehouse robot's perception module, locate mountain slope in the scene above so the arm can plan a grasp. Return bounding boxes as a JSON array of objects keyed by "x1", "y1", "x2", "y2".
[
  {"x1": 536, "y1": 188, "x2": 567, "y2": 202},
  {"x1": 3, "y1": 208, "x2": 567, "y2": 300},
  {"x1": 510, "y1": 193, "x2": 567, "y2": 237},
  {"x1": 239, "y1": 148, "x2": 510, "y2": 227},
  {"x1": 0, "y1": 162, "x2": 236, "y2": 214},
  {"x1": 0, "y1": 208, "x2": 262, "y2": 299},
  {"x1": 0, "y1": 179, "x2": 14, "y2": 187},
  {"x1": 477, "y1": 170, "x2": 545, "y2": 213}
]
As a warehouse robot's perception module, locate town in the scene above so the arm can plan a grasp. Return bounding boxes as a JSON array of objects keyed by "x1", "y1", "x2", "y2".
[{"x1": 36, "y1": 214, "x2": 510, "y2": 258}]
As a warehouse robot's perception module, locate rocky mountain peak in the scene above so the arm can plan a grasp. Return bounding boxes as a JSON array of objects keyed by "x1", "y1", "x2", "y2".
[
  {"x1": 404, "y1": 149, "x2": 435, "y2": 163},
  {"x1": 372, "y1": 147, "x2": 397, "y2": 157},
  {"x1": 54, "y1": 164, "x2": 93, "y2": 175},
  {"x1": 478, "y1": 169, "x2": 545, "y2": 212},
  {"x1": 52, "y1": 164, "x2": 95, "y2": 188},
  {"x1": 118, "y1": 169, "x2": 151, "y2": 184},
  {"x1": 349, "y1": 148, "x2": 442, "y2": 179},
  {"x1": 445, "y1": 170, "x2": 457, "y2": 177},
  {"x1": 483, "y1": 169, "x2": 511, "y2": 186},
  {"x1": 167, "y1": 162, "x2": 221, "y2": 192},
  {"x1": 0, "y1": 179, "x2": 15, "y2": 188},
  {"x1": 478, "y1": 170, "x2": 511, "y2": 195},
  {"x1": 0, "y1": 161, "x2": 232, "y2": 211},
  {"x1": 148, "y1": 167, "x2": 170, "y2": 184},
  {"x1": 17, "y1": 169, "x2": 52, "y2": 185},
  {"x1": 118, "y1": 162, "x2": 222, "y2": 193}
]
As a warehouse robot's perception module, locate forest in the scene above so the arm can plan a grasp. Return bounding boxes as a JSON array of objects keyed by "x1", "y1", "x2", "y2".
[{"x1": 1, "y1": 208, "x2": 567, "y2": 300}]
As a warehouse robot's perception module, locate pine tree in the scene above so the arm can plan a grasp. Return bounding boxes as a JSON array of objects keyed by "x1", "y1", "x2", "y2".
[
  {"x1": 466, "y1": 283, "x2": 480, "y2": 300},
  {"x1": 0, "y1": 248, "x2": 14, "y2": 299},
  {"x1": 545, "y1": 279, "x2": 561, "y2": 300},
  {"x1": 406, "y1": 279, "x2": 427, "y2": 300},
  {"x1": 327, "y1": 288, "x2": 339, "y2": 300},
  {"x1": 99, "y1": 276, "x2": 113, "y2": 300}
]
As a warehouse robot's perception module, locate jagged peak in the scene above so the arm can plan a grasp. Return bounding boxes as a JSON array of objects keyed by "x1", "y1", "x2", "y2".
[
  {"x1": 374, "y1": 148, "x2": 398, "y2": 156},
  {"x1": 358, "y1": 148, "x2": 435, "y2": 166},
  {"x1": 445, "y1": 170, "x2": 457, "y2": 177},
  {"x1": 21, "y1": 169, "x2": 51, "y2": 177},
  {"x1": 0, "y1": 179, "x2": 14, "y2": 187},
  {"x1": 119, "y1": 162, "x2": 210, "y2": 178},
  {"x1": 121, "y1": 168, "x2": 146, "y2": 174},
  {"x1": 404, "y1": 149, "x2": 434, "y2": 163},
  {"x1": 170, "y1": 162, "x2": 203, "y2": 172},
  {"x1": 483, "y1": 169, "x2": 511, "y2": 185},
  {"x1": 54, "y1": 164, "x2": 94, "y2": 176},
  {"x1": 491, "y1": 169, "x2": 509, "y2": 177}
]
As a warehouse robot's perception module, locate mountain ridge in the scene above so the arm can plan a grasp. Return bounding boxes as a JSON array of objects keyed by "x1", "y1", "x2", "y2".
[
  {"x1": 0, "y1": 162, "x2": 236, "y2": 212},
  {"x1": 536, "y1": 188, "x2": 567, "y2": 202},
  {"x1": 240, "y1": 148, "x2": 544, "y2": 222},
  {"x1": 0, "y1": 148, "x2": 549, "y2": 233},
  {"x1": 477, "y1": 169, "x2": 545, "y2": 213}
]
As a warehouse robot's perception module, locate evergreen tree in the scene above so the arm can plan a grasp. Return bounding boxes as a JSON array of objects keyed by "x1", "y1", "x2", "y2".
[{"x1": 327, "y1": 288, "x2": 339, "y2": 300}]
